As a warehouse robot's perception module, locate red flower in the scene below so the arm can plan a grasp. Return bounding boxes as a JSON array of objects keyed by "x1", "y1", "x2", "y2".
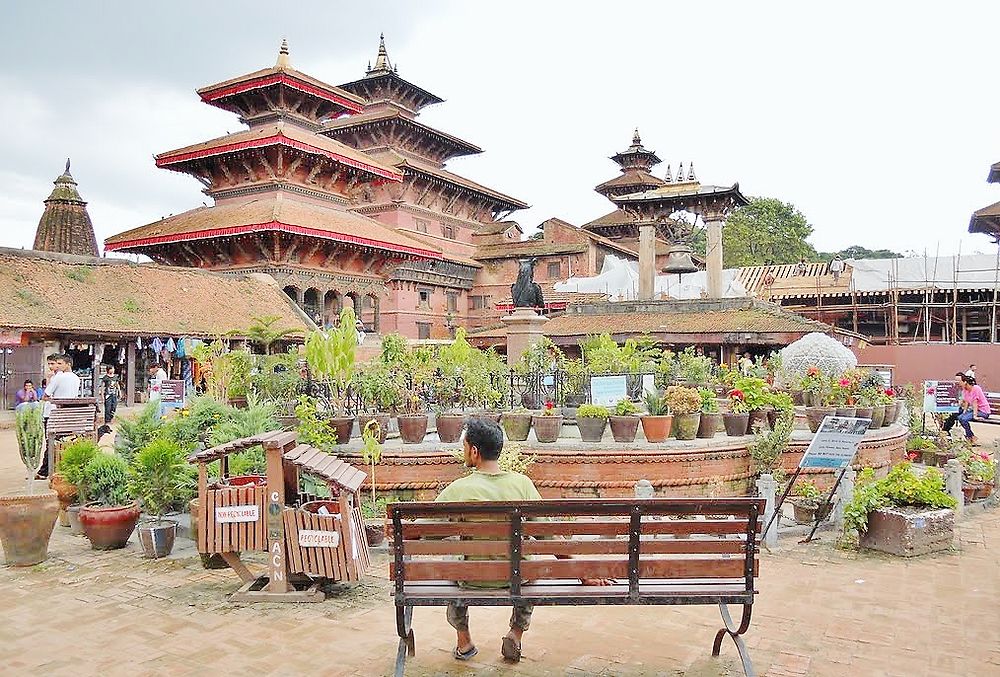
[
  {"x1": 926, "y1": 387, "x2": 935, "y2": 395},
  {"x1": 729, "y1": 389, "x2": 745, "y2": 400},
  {"x1": 839, "y1": 378, "x2": 850, "y2": 387},
  {"x1": 807, "y1": 367, "x2": 820, "y2": 376},
  {"x1": 544, "y1": 401, "x2": 554, "y2": 410},
  {"x1": 885, "y1": 387, "x2": 895, "y2": 397}
]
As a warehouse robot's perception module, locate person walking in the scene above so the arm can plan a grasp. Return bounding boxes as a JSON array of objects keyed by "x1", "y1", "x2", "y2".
[
  {"x1": 434, "y1": 418, "x2": 611, "y2": 663},
  {"x1": 830, "y1": 254, "x2": 845, "y2": 282},
  {"x1": 100, "y1": 365, "x2": 122, "y2": 424}
]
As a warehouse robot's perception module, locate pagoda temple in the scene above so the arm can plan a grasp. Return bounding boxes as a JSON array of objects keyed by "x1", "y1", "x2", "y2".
[
  {"x1": 969, "y1": 161, "x2": 1000, "y2": 241},
  {"x1": 33, "y1": 159, "x2": 100, "y2": 257},
  {"x1": 321, "y1": 35, "x2": 529, "y2": 337}
]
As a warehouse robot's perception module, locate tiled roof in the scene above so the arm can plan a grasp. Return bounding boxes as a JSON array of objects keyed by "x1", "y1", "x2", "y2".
[
  {"x1": 613, "y1": 182, "x2": 748, "y2": 203},
  {"x1": 370, "y1": 150, "x2": 529, "y2": 210},
  {"x1": 104, "y1": 193, "x2": 442, "y2": 259},
  {"x1": 197, "y1": 65, "x2": 365, "y2": 111},
  {"x1": 470, "y1": 303, "x2": 829, "y2": 341},
  {"x1": 33, "y1": 164, "x2": 99, "y2": 258},
  {"x1": 473, "y1": 241, "x2": 589, "y2": 261},
  {"x1": 494, "y1": 284, "x2": 609, "y2": 309},
  {"x1": 582, "y1": 208, "x2": 636, "y2": 229},
  {"x1": 322, "y1": 110, "x2": 482, "y2": 158},
  {"x1": 595, "y1": 170, "x2": 665, "y2": 192},
  {"x1": 970, "y1": 200, "x2": 1000, "y2": 236},
  {"x1": 989, "y1": 161, "x2": 1000, "y2": 184},
  {"x1": 338, "y1": 71, "x2": 444, "y2": 109},
  {"x1": 0, "y1": 247, "x2": 311, "y2": 337},
  {"x1": 155, "y1": 123, "x2": 402, "y2": 182},
  {"x1": 475, "y1": 221, "x2": 522, "y2": 236}
]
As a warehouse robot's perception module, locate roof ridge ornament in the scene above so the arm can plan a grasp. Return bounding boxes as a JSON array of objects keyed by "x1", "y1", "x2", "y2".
[
  {"x1": 676, "y1": 162, "x2": 684, "y2": 182},
  {"x1": 369, "y1": 32, "x2": 393, "y2": 74},
  {"x1": 632, "y1": 128, "x2": 642, "y2": 146},
  {"x1": 276, "y1": 38, "x2": 290, "y2": 68},
  {"x1": 687, "y1": 162, "x2": 696, "y2": 181},
  {"x1": 664, "y1": 164, "x2": 672, "y2": 183},
  {"x1": 64, "y1": 158, "x2": 72, "y2": 175}
]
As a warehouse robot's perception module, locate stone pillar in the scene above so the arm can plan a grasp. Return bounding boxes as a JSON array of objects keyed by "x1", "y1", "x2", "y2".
[
  {"x1": 944, "y1": 458, "x2": 964, "y2": 518},
  {"x1": 125, "y1": 341, "x2": 136, "y2": 407},
  {"x1": 834, "y1": 467, "x2": 856, "y2": 529},
  {"x1": 706, "y1": 218, "x2": 724, "y2": 298},
  {"x1": 638, "y1": 222, "x2": 655, "y2": 300},
  {"x1": 755, "y1": 473, "x2": 778, "y2": 548},
  {"x1": 501, "y1": 308, "x2": 549, "y2": 367}
]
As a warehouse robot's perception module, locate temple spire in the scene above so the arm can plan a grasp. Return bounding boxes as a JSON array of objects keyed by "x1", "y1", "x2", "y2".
[
  {"x1": 368, "y1": 33, "x2": 394, "y2": 75},
  {"x1": 687, "y1": 162, "x2": 697, "y2": 181},
  {"x1": 676, "y1": 163, "x2": 685, "y2": 182},
  {"x1": 664, "y1": 164, "x2": 672, "y2": 183},
  {"x1": 632, "y1": 128, "x2": 642, "y2": 146},
  {"x1": 276, "y1": 38, "x2": 290, "y2": 68},
  {"x1": 34, "y1": 159, "x2": 99, "y2": 257}
]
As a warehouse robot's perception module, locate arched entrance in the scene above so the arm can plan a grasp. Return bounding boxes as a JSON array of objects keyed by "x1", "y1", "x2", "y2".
[{"x1": 303, "y1": 288, "x2": 321, "y2": 325}]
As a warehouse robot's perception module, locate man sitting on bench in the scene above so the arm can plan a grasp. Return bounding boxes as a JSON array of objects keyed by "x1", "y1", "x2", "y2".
[{"x1": 435, "y1": 418, "x2": 611, "y2": 663}]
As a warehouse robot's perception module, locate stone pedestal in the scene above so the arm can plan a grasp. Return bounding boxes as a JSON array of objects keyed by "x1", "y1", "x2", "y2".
[{"x1": 501, "y1": 308, "x2": 549, "y2": 366}]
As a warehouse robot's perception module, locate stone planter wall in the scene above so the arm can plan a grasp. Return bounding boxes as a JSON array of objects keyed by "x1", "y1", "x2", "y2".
[{"x1": 859, "y1": 507, "x2": 955, "y2": 557}]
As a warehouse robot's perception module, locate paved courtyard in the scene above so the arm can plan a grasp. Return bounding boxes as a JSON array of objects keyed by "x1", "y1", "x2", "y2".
[{"x1": 1, "y1": 428, "x2": 999, "y2": 676}]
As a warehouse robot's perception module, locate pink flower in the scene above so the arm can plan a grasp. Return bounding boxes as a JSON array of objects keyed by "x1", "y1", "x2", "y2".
[
  {"x1": 839, "y1": 379, "x2": 850, "y2": 387},
  {"x1": 807, "y1": 367, "x2": 820, "y2": 377},
  {"x1": 885, "y1": 388, "x2": 895, "y2": 397}
]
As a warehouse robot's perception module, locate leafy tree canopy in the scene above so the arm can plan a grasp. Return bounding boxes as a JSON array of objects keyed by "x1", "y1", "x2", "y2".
[
  {"x1": 719, "y1": 197, "x2": 817, "y2": 268},
  {"x1": 817, "y1": 245, "x2": 903, "y2": 262}
]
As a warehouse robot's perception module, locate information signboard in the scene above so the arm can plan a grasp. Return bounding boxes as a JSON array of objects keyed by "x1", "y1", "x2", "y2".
[
  {"x1": 923, "y1": 380, "x2": 960, "y2": 414},
  {"x1": 160, "y1": 379, "x2": 185, "y2": 405},
  {"x1": 799, "y1": 416, "x2": 870, "y2": 469},
  {"x1": 590, "y1": 375, "x2": 628, "y2": 406}
]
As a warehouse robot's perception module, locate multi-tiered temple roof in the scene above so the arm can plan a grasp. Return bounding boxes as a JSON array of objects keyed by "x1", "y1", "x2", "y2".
[
  {"x1": 969, "y1": 160, "x2": 1000, "y2": 241},
  {"x1": 33, "y1": 160, "x2": 100, "y2": 257}
]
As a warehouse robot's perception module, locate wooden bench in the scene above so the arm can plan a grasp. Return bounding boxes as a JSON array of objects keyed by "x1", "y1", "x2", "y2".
[{"x1": 389, "y1": 497, "x2": 764, "y2": 677}]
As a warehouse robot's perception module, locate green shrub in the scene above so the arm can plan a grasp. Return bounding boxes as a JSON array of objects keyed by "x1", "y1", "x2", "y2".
[
  {"x1": 208, "y1": 400, "x2": 278, "y2": 447},
  {"x1": 698, "y1": 389, "x2": 719, "y2": 414},
  {"x1": 164, "y1": 396, "x2": 232, "y2": 451},
  {"x1": 15, "y1": 405, "x2": 45, "y2": 478},
  {"x1": 843, "y1": 463, "x2": 956, "y2": 535},
  {"x1": 129, "y1": 439, "x2": 194, "y2": 519},
  {"x1": 613, "y1": 399, "x2": 640, "y2": 416},
  {"x1": 79, "y1": 454, "x2": 132, "y2": 506},
  {"x1": 576, "y1": 404, "x2": 610, "y2": 420},
  {"x1": 57, "y1": 438, "x2": 101, "y2": 486},
  {"x1": 114, "y1": 402, "x2": 165, "y2": 461}
]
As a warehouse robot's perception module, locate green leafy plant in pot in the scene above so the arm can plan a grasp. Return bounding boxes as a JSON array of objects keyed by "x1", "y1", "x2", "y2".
[
  {"x1": 697, "y1": 388, "x2": 722, "y2": 439},
  {"x1": 129, "y1": 438, "x2": 194, "y2": 558},
  {"x1": 78, "y1": 453, "x2": 140, "y2": 550},
  {"x1": 789, "y1": 479, "x2": 830, "y2": 524},
  {"x1": 305, "y1": 306, "x2": 359, "y2": 443},
  {"x1": 576, "y1": 403, "x2": 610, "y2": 442},
  {"x1": 532, "y1": 401, "x2": 564, "y2": 443},
  {"x1": 640, "y1": 391, "x2": 673, "y2": 442},
  {"x1": 360, "y1": 420, "x2": 387, "y2": 546},
  {"x1": 0, "y1": 405, "x2": 59, "y2": 566},
  {"x1": 664, "y1": 385, "x2": 701, "y2": 440},
  {"x1": 54, "y1": 437, "x2": 100, "y2": 530},
  {"x1": 609, "y1": 399, "x2": 641, "y2": 443},
  {"x1": 723, "y1": 388, "x2": 750, "y2": 436}
]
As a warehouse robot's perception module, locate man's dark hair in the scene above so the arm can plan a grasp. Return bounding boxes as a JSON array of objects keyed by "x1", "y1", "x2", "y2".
[
  {"x1": 23, "y1": 380, "x2": 33, "y2": 387},
  {"x1": 148, "y1": 362, "x2": 161, "y2": 369},
  {"x1": 465, "y1": 417, "x2": 504, "y2": 461},
  {"x1": 47, "y1": 353, "x2": 64, "y2": 363}
]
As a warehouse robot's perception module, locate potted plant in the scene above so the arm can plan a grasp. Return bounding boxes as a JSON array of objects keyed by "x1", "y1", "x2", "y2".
[
  {"x1": 789, "y1": 480, "x2": 830, "y2": 524},
  {"x1": 857, "y1": 386, "x2": 885, "y2": 429},
  {"x1": 576, "y1": 404, "x2": 610, "y2": 442},
  {"x1": 765, "y1": 391, "x2": 794, "y2": 429},
  {"x1": 723, "y1": 388, "x2": 750, "y2": 436},
  {"x1": 398, "y1": 390, "x2": 430, "y2": 444},
  {"x1": 0, "y1": 405, "x2": 59, "y2": 566},
  {"x1": 830, "y1": 376, "x2": 856, "y2": 417},
  {"x1": 875, "y1": 386, "x2": 893, "y2": 428},
  {"x1": 883, "y1": 387, "x2": 899, "y2": 425},
  {"x1": 844, "y1": 463, "x2": 957, "y2": 556},
  {"x1": 906, "y1": 435, "x2": 938, "y2": 466},
  {"x1": 355, "y1": 362, "x2": 400, "y2": 444},
  {"x1": 958, "y1": 446, "x2": 996, "y2": 501},
  {"x1": 304, "y1": 307, "x2": 359, "y2": 443},
  {"x1": 677, "y1": 347, "x2": 713, "y2": 387},
  {"x1": 502, "y1": 407, "x2": 533, "y2": 441},
  {"x1": 129, "y1": 438, "x2": 192, "y2": 558},
  {"x1": 532, "y1": 401, "x2": 563, "y2": 443},
  {"x1": 78, "y1": 453, "x2": 140, "y2": 550},
  {"x1": 54, "y1": 437, "x2": 100, "y2": 531},
  {"x1": 360, "y1": 420, "x2": 387, "y2": 546},
  {"x1": 801, "y1": 368, "x2": 836, "y2": 433},
  {"x1": 435, "y1": 407, "x2": 467, "y2": 444},
  {"x1": 609, "y1": 399, "x2": 641, "y2": 443},
  {"x1": 640, "y1": 391, "x2": 672, "y2": 442},
  {"x1": 664, "y1": 385, "x2": 701, "y2": 440},
  {"x1": 697, "y1": 389, "x2": 722, "y2": 439}
]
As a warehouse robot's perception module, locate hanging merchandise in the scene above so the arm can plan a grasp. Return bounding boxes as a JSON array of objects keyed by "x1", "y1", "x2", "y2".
[
  {"x1": 160, "y1": 348, "x2": 171, "y2": 365},
  {"x1": 151, "y1": 337, "x2": 164, "y2": 354},
  {"x1": 176, "y1": 338, "x2": 186, "y2": 358},
  {"x1": 136, "y1": 336, "x2": 143, "y2": 350},
  {"x1": 118, "y1": 344, "x2": 126, "y2": 363},
  {"x1": 166, "y1": 337, "x2": 176, "y2": 353}
]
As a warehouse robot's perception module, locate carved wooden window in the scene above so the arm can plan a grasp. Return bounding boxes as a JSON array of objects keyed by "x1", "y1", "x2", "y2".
[
  {"x1": 447, "y1": 292, "x2": 459, "y2": 312},
  {"x1": 418, "y1": 288, "x2": 431, "y2": 309},
  {"x1": 442, "y1": 225, "x2": 455, "y2": 239},
  {"x1": 547, "y1": 261, "x2": 561, "y2": 278},
  {"x1": 417, "y1": 322, "x2": 431, "y2": 340},
  {"x1": 415, "y1": 219, "x2": 429, "y2": 233}
]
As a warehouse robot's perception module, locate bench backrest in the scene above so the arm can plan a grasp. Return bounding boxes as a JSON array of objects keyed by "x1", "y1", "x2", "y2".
[{"x1": 389, "y1": 498, "x2": 763, "y2": 597}]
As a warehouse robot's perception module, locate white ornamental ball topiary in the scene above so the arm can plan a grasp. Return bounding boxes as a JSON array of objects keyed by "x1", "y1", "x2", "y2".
[{"x1": 777, "y1": 332, "x2": 857, "y2": 385}]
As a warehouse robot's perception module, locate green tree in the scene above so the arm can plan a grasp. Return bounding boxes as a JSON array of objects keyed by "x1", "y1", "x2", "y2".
[
  {"x1": 720, "y1": 197, "x2": 817, "y2": 267},
  {"x1": 817, "y1": 245, "x2": 903, "y2": 262}
]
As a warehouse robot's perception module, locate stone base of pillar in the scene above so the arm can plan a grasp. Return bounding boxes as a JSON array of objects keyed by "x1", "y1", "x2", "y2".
[{"x1": 501, "y1": 308, "x2": 550, "y2": 366}]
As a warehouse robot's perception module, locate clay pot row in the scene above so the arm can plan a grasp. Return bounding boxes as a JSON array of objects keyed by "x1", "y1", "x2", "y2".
[{"x1": 499, "y1": 410, "x2": 748, "y2": 443}]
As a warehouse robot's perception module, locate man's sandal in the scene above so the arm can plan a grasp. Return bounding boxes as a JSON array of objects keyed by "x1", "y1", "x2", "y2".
[
  {"x1": 453, "y1": 645, "x2": 478, "y2": 661},
  {"x1": 501, "y1": 635, "x2": 521, "y2": 662}
]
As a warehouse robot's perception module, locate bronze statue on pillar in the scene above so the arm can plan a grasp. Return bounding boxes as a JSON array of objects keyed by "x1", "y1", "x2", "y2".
[{"x1": 511, "y1": 258, "x2": 545, "y2": 309}]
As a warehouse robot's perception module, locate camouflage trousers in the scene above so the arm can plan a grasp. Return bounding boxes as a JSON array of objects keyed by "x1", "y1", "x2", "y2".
[{"x1": 446, "y1": 603, "x2": 533, "y2": 632}]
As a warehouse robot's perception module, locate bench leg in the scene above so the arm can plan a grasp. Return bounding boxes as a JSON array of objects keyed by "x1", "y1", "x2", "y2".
[
  {"x1": 394, "y1": 605, "x2": 414, "y2": 677},
  {"x1": 712, "y1": 602, "x2": 755, "y2": 677}
]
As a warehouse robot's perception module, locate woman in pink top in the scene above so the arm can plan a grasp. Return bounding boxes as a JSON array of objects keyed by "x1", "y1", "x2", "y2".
[{"x1": 956, "y1": 376, "x2": 991, "y2": 444}]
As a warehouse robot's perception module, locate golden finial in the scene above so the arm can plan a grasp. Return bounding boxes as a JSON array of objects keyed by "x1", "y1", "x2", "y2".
[
  {"x1": 632, "y1": 128, "x2": 642, "y2": 146},
  {"x1": 276, "y1": 38, "x2": 290, "y2": 68},
  {"x1": 373, "y1": 32, "x2": 392, "y2": 72}
]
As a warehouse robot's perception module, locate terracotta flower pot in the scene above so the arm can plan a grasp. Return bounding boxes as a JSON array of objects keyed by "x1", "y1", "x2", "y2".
[
  {"x1": 975, "y1": 482, "x2": 994, "y2": 500},
  {"x1": 189, "y1": 498, "x2": 228, "y2": 569},
  {"x1": 722, "y1": 412, "x2": 749, "y2": 436},
  {"x1": 673, "y1": 412, "x2": 701, "y2": 441},
  {"x1": 609, "y1": 416, "x2": 640, "y2": 443},
  {"x1": 328, "y1": 416, "x2": 355, "y2": 444},
  {"x1": 805, "y1": 406, "x2": 836, "y2": 433},
  {"x1": 697, "y1": 412, "x2": 722, "y2": 439},
  {"x1": 577, "y1": 417, "x2": 608, "y2": 443},
  {"x1": 640, "y1": 415, "x2": 673, "y2": 443},
  {"x1": 137, "y1": 520, "x2": 177, "y2": 559},
  {"x1": 748, "y1": 409, "x2": 770, "y2": 432},
  {"x1": 855, "y1": 406, "x2": 874, "y2": 421},
  {"x1": 0, "y1": 490, "x2": 60, "y2": 566},
  {"x1": 397, "y1": 414, "x2": 429, "y2": 444},
  {"x1": 791, "y1": 499, "x2": 831, "y2": 524},
  {"x1": 501, "y1": 412, "x2": 533, "y2": 441},
  {"x1": 532, "y1": 415, "x2": 564, "y2": 443},
  {"x1": 476, "y1": 411, "x2": 503, "y2": 424},
  {"x1": 79, "y1": 502, "x2": 141, "y2": 550},
  {"x1": 835, "y1": 407, "x2": 857, "y2": 418},
  {"x1": 436, "y1": 414, "x2": 466, "y2": 443},
  {"x1": 364, "y1": 518, "x2": 386, "y2": 547},
  {"x1": 49, "y1": 473, "x2": 77, "y2": 527},
  {"x1": 357, "y1": 414, "x2": 390, "y2": 443},
  {"x1": 870, "y1": 405, "x2": 886, "y2": 428},
  {"x1": 962, "y1": 483, "x2": 979, "y2": 504}
]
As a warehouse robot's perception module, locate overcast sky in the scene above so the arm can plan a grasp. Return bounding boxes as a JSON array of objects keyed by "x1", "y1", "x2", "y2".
[{"x1": 2, "y1": 2, "x2": 999, "y2": 258}]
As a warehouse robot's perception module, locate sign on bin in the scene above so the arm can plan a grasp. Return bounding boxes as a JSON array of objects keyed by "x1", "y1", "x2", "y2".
[
  {"x1": 799, "y1": 416, "x2": 870, "y2": 469},
  {"x1": 215, "y1": 504, "x2": 260, "y2": 523},
  {"x1": 299, "y1": 530, "x2": 340, "y2": 548}
]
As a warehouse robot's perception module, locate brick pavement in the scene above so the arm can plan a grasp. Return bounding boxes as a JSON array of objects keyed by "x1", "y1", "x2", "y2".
[{"x1": 1, "y1": 431, "x2": 999, "y2": 676}]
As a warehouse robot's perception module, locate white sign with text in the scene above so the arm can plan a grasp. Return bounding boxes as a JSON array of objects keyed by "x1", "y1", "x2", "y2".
[
  {"x1": 215, "y1": 504, "x2": 260, "y2": 523},
  {"x1": 298, "y1": 530, "x2": 340, "y2": 548}
]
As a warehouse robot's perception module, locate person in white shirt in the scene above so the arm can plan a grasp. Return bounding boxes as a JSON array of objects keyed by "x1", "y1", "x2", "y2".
[
  {"x1": 965, "y1": 364, "x2": 976, "y2": 380},
  {"x1": 39, "y1": 353, "x2": 81, "y2": 478},
  {"x1": 148, "y1": 363, "x2": 168, "y2": 401},
  {"x1": 830, "y1": 255, "x2": 845, "y2": 282}
]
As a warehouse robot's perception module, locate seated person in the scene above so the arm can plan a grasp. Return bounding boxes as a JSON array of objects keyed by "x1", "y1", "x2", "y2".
[
  {"x1": 15, "y1": 380, "x2": 39, "y2": 410},
  {"x1": 942, "y1": 374, "x2": 991, "y2": 444},
  {"x1": 435, "y1": 418, "x2": 611, "y2": 663}
]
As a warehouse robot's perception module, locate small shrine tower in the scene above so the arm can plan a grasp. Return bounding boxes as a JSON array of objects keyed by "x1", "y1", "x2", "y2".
[{"x1": 33, "y1": 159, "x2": 99, "y2": 257}]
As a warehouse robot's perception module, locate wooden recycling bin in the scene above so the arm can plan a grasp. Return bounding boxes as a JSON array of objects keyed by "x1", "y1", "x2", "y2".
[
  {"x1": 47, "y1": 397, "x2": 98, "y2": 471},
  {"x1": 188, "y1": 430, "x2": 369, "y2": 602}
]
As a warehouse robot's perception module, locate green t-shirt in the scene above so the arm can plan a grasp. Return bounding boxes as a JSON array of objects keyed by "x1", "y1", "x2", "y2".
[
  {"x1": 434, "y1": 470, "x2": 541, "y2": 588},
  {"x1": 435, "y1": 470, "x2": 541, "y2": 503}
]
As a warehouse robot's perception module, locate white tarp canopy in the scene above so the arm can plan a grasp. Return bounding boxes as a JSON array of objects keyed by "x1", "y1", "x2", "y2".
[
  {"x1": 554, "y1": 255, "x2": 748, "y2": 301},
  {"x1": 845, "y1": 254, "x2": 1000, "y2": 292}
]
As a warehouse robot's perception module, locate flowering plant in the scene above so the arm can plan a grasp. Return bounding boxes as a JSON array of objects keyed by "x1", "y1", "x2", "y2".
[
  {"x1": 541, "y1": 400, "x2": 557, "y2": 417},
  {"x1": 663, "y1": 385, "x2": 701, "y2": 415},
  {"x1": 729, "y1": 388, "x2": 750, "y2": 415}
]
